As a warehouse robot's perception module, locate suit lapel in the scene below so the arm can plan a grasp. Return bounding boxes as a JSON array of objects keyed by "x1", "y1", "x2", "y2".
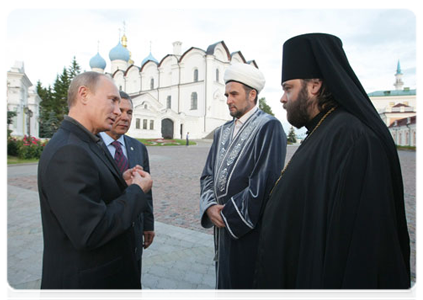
[
  {"x1": 90, "y1": 140, "x2": 127, "y2": 187},
  {"x1": 125, "y1": 135, "x2": 140, "y2": 168},
  {"x1": 61, "y1": 120, "x2": 127, "y2": 187}
]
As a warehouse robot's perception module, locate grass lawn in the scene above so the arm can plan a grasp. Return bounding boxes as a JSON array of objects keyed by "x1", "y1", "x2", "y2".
[
  {"x1": 397, "y1": 146, "x2": 416, "y2": 151},
  {"x1": 7, "y1": 138, "x2": 196, "y2": 165},
  {"x1": 7, "y1": 156, "x2": 39, "y2": 165}
]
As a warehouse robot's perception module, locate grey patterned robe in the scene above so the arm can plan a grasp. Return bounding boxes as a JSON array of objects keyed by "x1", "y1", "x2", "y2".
[{"x1": 200, "y1": 109, "x2": 286, "y2": 289}]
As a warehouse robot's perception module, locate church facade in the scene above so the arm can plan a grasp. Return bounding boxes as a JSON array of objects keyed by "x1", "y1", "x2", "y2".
[{"x1": 89, "y1": 36, "x2": 259, "y2": 140}]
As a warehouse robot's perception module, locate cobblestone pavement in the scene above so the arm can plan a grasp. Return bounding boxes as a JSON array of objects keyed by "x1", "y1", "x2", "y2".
[{"x1": 6, "y1": 142, "x2": 416, "y2": 290}]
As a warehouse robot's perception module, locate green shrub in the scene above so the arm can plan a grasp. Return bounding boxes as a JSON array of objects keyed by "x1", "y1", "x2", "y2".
[
  {"x1": 7, "y1": 137, "x2": 22, "y2": 156},
  {"x1": 20, "y1": 136, "x2": 46, "y2": 159}
]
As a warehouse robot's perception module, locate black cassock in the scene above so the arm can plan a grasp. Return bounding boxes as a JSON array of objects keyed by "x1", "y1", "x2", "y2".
[
  {"x1": 200, "y1": 109, "x2": 286, "y2": 289},
  {"x1": 254, "y1": 108, "x2": 410, "y2": 289}
]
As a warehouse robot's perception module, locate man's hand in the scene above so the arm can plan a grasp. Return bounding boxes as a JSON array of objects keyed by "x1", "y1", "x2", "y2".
[
  {"x1": 131, "y1": 170, "x2": 152, "y2": 193},
  {"x1": 206, "y1": 204, "x2": 225, "y2": 228},
  {"x1": 124, "y1": 165, "x2": 152, "y2": 193},
  {"x1": 143, "y1": 231, "x2": 155, "y2": 249},
  {"x1": 123, "y1": 165, "x2": 143, "y2": 185}
]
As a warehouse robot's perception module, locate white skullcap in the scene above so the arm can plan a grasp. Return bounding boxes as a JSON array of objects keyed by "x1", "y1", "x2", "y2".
[{"x1": 224, "y1": 63, "x2": 266, "y2": 93}]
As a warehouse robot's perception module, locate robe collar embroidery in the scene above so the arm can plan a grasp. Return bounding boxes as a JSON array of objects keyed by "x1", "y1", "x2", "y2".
[{"x1": 215, "y1": 109, "x2": 262, "y2": 199}]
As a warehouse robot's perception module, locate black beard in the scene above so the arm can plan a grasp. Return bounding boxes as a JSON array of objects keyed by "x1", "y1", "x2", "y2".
[
  {"x1": 230, "y1": 109, "x2": 243, "y2": 119},
  {"x1": 285, "y1": 85, "x2": 312, "y2": 129}
]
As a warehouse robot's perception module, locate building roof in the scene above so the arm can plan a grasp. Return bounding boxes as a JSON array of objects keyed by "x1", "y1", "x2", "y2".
[
  {"x1": 367, "y1": 88, "x2": 416, "y2": 97},
  {"x1": 206, "y1": 41, "x2": 231, "y2": 60},
  {"x1": 389, "y1": 115, "x2": 416, "y2": 128},
  {"x1": 141, "y1": 52, "x2": 158, "y2": 65},
  {"x1": 393, "y1": 103, "x2": 410, "y2": 108}
]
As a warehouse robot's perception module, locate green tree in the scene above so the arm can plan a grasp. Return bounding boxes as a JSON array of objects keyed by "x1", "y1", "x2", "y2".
[
  {"x1": 68, "y1": 56, "x2": 81, "y2": 79},
  {"x1": 287, "y1": 126, "x2": 297, "y2": 144},
  {"x1": 7, "y1": 111, "x2": 17, "y2": 137},
  {"x1": 37, "y1": 81, "x2": 54, "y2": 138},
  {"x1": 259, "y1": 97, "x2": 274, "y2": 116},
  {"x1": 37, "y1": 58, "x2": 82, "y2": 137},
  {"x1": 52, "y1": 68, "x2": 71, "y2": 120},
  {"x1": 42, "y1": 111, "x2": 60, "y2": 137}
]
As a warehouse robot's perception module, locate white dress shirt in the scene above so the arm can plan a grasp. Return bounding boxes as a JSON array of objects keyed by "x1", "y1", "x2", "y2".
[{"x1": 99, "y1": 132, "x2": 128, "y2": 158}]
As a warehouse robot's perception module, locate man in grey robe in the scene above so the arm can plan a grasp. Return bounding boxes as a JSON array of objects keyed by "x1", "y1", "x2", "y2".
[{"x1": 199, "y1": 63, "x2": 287, "y2": 289}]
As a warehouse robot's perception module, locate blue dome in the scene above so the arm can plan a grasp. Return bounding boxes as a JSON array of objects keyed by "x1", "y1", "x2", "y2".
[
  {"x1": 142, "y1": 52, "x2": 158, "y2": 65},
  {"x1": 109, "y1": 41, "x2": 130, "y2": 62},
  {"x1": 89, "y1": 52, "x2": 107, "y2": 70}
]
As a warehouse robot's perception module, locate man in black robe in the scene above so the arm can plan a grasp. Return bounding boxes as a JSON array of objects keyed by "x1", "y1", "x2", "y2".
[
  {"x1": 200, "y1": 63, "x2": 287, "y2": 289},
  {"x1": 254, "y1": 33, "x2": 410, "y2": 289}
]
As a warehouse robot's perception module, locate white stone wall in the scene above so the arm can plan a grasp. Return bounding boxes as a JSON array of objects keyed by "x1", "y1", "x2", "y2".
[
  {"x1": 390, "y1": 121, "x2": 416, "y2": 147},
  {"x1": 7, "y1": 62, "x2": 40, "y2": 138},
  {"x1": 105, "y1": 41, "x2": 253, "y2": 139},
  {"x1": 370, "y1": 95, "x2": 416, "y2": 113}
]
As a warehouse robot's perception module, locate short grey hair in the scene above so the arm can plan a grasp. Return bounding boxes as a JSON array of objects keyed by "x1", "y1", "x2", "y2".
[{"x1": 67, "y1": 72, "x2": 108, "y2": 108}]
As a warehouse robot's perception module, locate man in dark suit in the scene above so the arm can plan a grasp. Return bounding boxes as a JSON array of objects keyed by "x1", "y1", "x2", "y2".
[
  {"x1": 38, "y1": 72, "x2": 153, "y2": 289},
  {"x1": 100, "y1": 91, "x2": 155, "y2": 287}
]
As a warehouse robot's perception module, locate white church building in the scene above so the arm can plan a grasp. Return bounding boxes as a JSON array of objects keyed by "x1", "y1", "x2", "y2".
[
  {"x1": 89, "y1": 35, "x2": 259, "y2": 140},
  {"x1": 7, "y1": 61, "x2": 41, "y2": 138}
]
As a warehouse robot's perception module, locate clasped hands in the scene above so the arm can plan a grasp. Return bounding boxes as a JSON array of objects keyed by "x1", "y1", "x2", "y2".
[
  {"x1": 123, "y1": 165, "x2": 153, "y2": 193},
  {"x1": 206, "y1": 204, "x2": 226, "y2": 228}
]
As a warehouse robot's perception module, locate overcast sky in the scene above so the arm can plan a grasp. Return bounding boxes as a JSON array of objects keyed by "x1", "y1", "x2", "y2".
[{"x1": 3, "y1": 2, "x2": 419, "y2": 134}]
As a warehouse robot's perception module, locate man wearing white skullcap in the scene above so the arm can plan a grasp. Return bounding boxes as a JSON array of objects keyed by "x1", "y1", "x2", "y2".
[
  {"x1": 200, "y1": 63, "x2": 287, "y2": 289},
  {"x1": 223, "y1": 62, "x2": 266, "y2": 93}
]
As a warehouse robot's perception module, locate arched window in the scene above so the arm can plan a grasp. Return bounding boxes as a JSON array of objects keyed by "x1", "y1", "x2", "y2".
[
  {"x1": 150, "y1": 78, "x2": 154, "y2": 90},
  {"x1": 216, "y1": 69, "x2": 219, "y2": 82},
  {"x1": 194, "y1": 69, "x2": 199, "y2": 82},
  {"x1": 191, "y1": 92, "x2": 198, "y2": 110}
]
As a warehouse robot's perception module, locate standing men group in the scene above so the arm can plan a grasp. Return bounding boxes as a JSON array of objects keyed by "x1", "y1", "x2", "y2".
[
  {"x1": 200, "y1": 33, "x2": 410, "y2": 289},
  {"x1": 37, "y1": 32, "x2": 411, "y2": 290}
]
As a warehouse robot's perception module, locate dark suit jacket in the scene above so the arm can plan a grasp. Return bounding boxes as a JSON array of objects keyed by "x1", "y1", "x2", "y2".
[
  {"x1": 124, "y1": 135, "x2": 154, "y2": 261},
  {"x1": 38, "y1": 118, "x2": 148, "y2": 289}
]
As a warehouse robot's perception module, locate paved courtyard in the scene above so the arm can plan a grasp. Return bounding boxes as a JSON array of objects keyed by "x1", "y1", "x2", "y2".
[{"x1": 6, "y1": 141, "x2": 416, "y2": 291}]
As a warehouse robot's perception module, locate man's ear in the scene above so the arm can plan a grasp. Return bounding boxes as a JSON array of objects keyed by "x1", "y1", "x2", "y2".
[
  {"x1": 78, "y1": 86, "x2": 89, "y2": 105},
  {"x1": 249, "y1": 89, "x2": 257, "y2": 103},
  {"x1": 309, "y1": 79, "x2": 323, "y2": 96}
]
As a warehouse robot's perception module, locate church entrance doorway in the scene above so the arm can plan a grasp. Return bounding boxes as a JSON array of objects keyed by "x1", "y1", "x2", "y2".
[{"x1": 161, "y1": 118, "x2": 174, "y2": 139}]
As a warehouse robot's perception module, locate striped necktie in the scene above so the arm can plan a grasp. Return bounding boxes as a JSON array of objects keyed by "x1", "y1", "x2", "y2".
[{"x1": 111, "y1": 141, "x2": 129, "y2": 173}]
